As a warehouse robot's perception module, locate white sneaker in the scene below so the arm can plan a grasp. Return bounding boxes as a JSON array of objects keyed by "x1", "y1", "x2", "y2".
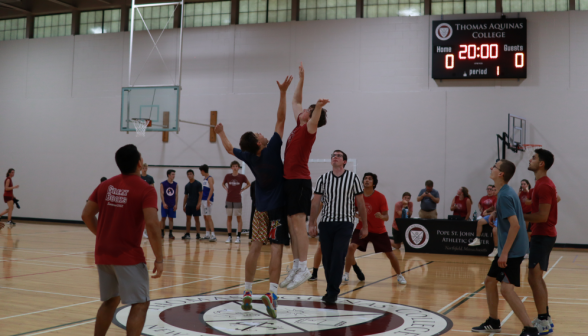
[
  {"x1": 209, "y1": 236, "x2": 217, "y2": 242},
  {"x1": 225, "y1": 237, "x2": 232, "y2": 243},
  {"x1": 549, "y1": 316, "x2": 554, "y2": 329},
  {"x1": 397, "y1": 274, "x2": 407, "y2": 285},
  {"x1": 280, "y1": 267, "x2": 298, "y2": 288},
  {"x1": 201, "y1": 235, "x2": 211, "y2": 240},
  {"x1": 524, "y1": 253, "x2": 529, "y2": 259},
  {"x1": 143, "y1": 230, "x2": 148, "y2": 239},
  {"x1": 533, "y1": 318, "x2": 552, "y2": 335},
  {"x1": 468, "y1": 237, "x2": 481, "y2": 246},
  {"x1": 287, "y1": 268, "x2": 312, "y2": 290},
  {"x1": 488, "y1": 248, "x2": 498, "y2": 257},
  {"x1": 342, "y1": 272, "x2": 349, "y2": 282},
  {"x1": 235, "y1": 237, "x2": 241, "y2": 244}
]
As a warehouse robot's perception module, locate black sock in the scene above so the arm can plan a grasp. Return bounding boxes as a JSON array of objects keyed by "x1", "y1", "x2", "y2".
[
  {"x1": 161, "y1": 229, "x2": 164, "y2": 235},
  {"x1": 546, "y1": 306, "x2": 550, "y2": 317},
  {"x1": 538, "y1": 313, "x2": 548, "y2": 321},
  {"x1": 237, "y1": 232, "x2": 241, "y2": 237},
  {"x1": 169, "y1": 230, "x2": 173, "y2": 234},
  {"x1": 228, "y1": 233, "x2": 232, "y2": 237}
]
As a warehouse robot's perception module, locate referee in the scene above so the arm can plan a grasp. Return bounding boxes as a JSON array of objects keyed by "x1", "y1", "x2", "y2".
[{"x1": 309, "y1": 150, "x2": 367, "y2": 304}]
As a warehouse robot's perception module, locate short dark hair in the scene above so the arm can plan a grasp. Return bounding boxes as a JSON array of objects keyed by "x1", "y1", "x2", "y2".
[
  {"x1": 535, "y1": 148, "x2": 554, "y2": 171},
  {"x1": 498, "y1": 159, "x2": 516, "y2": 182},
  {"x1": 115, "y1": 144, "x2": 141, "y2": 175},
  {"x1": 199, "y1": 164, "x2": 209, "y2": 173},
  {"x1": 487, "y1": 184, "x2": 494, "y2": 188},
  {"x1": 100, "y1": 177, "x2": 107, "y2": 183},
  {"x1": 239, "y1": 132, "x2": 260, "y2": 154},
  {"x1": 425, "y1": 180, "x2": 434, "y2": 187},
  {"x1": 187, "y1": 169, "x2": 194, "y2": 175},
  {"x1": 363, "y1": 172, "x2": 378, "y2": 189},
  {"x1": 230, "y1": 160, "x2": 241, "y2": 168},
  {"x1": 333, "y1": 149, "x2": 347, "y2": 167},
  {"x1": 309, "y1": 104, "x2": 328, "y2": 128},
  {"x1": 166, "y1": 169, "x2": 175, "y2": 177},
  {"x1": 402, "y1": 192, "x2": 411, "y2": 198},
  {"x1": 521, "y1": 179, "x2": 532, "y2": 189},
  {"x1": 6, "y1": 168, "x2": 14, "y2": 178}
]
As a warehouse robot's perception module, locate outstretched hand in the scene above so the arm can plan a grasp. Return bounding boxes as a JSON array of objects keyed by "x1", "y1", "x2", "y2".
[
  {"x1": 316, "y1": 98, "x2": 330, "y2": 107},
  {"x1": 214, "y1": 123, "x2": 224, "y2": 134},
  {"x1": 299, "y1": 62, "x2": 304, "y2": 79},
  {"x1": 277, "y1": 75, "x2": 293, "y2": 92}
]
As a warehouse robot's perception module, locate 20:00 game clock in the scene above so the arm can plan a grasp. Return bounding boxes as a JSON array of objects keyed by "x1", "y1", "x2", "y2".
[{"x1": 432, "y1": 18, "x2": 527, "y2": 79}]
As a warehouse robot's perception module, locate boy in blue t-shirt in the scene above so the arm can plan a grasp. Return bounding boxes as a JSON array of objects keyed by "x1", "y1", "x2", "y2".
[
  {"x1": 160, "y1": 170, "x2": 178, "y2": 239},
  {"x1": 471, "y1": 160, "x2": 539, "y2": 336}
]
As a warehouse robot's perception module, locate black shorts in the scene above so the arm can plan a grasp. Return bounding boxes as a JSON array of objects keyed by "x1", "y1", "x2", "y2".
[
  {"x1": 525, "y1": 213, "x2": 533, "y2": 232},
  {"x1": 268, "y1": 208, "x2": 289, "y2": 246},
  {"x1": 185, "y1": 205, "x2": 201, "y2": 217},
  {"x1": 392, "y1": 228, "x2": 402, "y2": 244},
  {"x1": 351, "y1": 229, "x2": 393, "y2": 253},
  {"x1": 487, "y1": 255, "x2": 524, "y2": 287},
  {"x1": 284, "y1": 179, "x2": 312, "y2": 216},
  {"x1": 529, "y1": 235, "x2": 557, "y2": 271}
]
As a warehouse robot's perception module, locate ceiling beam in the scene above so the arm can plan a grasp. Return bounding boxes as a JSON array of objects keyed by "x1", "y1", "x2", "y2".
[
  {"x1": 46, "y1": 0, "x2": 77, "y2": 9},
  {"x1": 0, "y1": 2, "x2": 32, "y2": 14},
  {"x1": 97, "y1": 0, "x2": 113, "y2": 3}
]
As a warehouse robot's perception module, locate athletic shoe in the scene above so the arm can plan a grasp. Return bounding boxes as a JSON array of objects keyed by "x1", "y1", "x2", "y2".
[
  {"x1": 169, "y1": 233, "x2": 175, "y2": 240},
  {"x1": 280, "y1": 267, "x2": 297, "y2": 288},
  {"x1": 533, "y1": 319, "x2": 552, "y2": 335},
  {"x1": 309, "y1": 268, "x2": 318, "y2": 281},
  {"x1": 201, "y1": 235, "x2": 211, "y2": 240},
  {"x1": 235, "y1": 237, "x2": 241, "y2": 244},
  {"x1": 7, "y1": 221, "x2": 16, "y2": 228},
  {"x1": 287, "y1": 268, "x2": 312, "y2": 290},
  {"x1": 241, "y1": 290, "x2": 253, "y2": 311},
  {"x1": 520, "y1": 326, "x2": 540, "y2": 336},
  {"x1": 342, "y1": 272, "x2": 349, "y2": 283},
  {"x1": 196, "y1": 233, "x2": 201, "y2": 239},
  {"x1": 209, "y1": 236, "x2": 217, "y2": 242},
  {"x1": 524, "y1": 253, "x2": 529, "y2": 259},
  {"x1": 469, "y1": 238, "x2": 481, "y2": 246},
  {"x1": 143, "y1": 230, "x2": 148, "y2": 239},
  {"x1": 181, "y1": 233, "x2": 190, "y2": 240},
  {"x1": 352, "y1": 263, "x2": 365, "y2": 281},
  {"x1": 323, "y1": 295, "x2": 337, "y2": 305},
  {"x1": 488, "y1": 248, "x2": 498, "y2": 257},
  {"x1": 549, "y1": 316, "x2": 554, "y2": 329},
  {"x1": 261, "y1": 292, "x2": 278, "y2": 319},
  {"x1": 471, "y1": 317, "x2": 501, "y2": 333},
  {"x1": 161, "y1": 231, "x2": 165, "y2": 238},
  {"x1": 397, "y1": 274, "x2": 407, "y2": 285},
  {"x1": 225, "y1": 237, "x2": 232, "y2": 243},
  {"x1": 13, "y1": 198, "x2": 20, "y2": 209}
]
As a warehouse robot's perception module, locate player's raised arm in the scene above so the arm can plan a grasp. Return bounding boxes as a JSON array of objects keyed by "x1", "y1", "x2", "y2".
[
  {"x1": 215, "y1": 123, "x2": 234, "y2": 155},
  {"x1": 307, "y1": 99, "x2": 329, "y2": 134},
  {"x1": 292, "y1": 62, "x2": 304, "y2": 119},
  {"x1": 276, "y1": 75, "x2": 293, "y2": 138}
]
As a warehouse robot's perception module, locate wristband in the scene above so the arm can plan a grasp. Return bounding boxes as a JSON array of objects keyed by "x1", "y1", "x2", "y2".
[{"x1": 155, "y1": 260, "x2": 163, "y2": 264}]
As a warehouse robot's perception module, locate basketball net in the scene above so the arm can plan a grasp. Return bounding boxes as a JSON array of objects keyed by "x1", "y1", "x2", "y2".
[
  {"x1": 132, "y1": 119, "x2": 149, "y2": 137},
  {"x1": 522, "y1": 144, "x2": 542, "y2": 162}
]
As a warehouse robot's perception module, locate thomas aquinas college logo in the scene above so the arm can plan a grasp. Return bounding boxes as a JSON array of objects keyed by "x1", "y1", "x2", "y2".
[
  {"x1": 114, "y1": 294, "x2": 452, "y2": 335},
  {"x1": 435, "y1": 23, "x2": 453, "y2": 41}
]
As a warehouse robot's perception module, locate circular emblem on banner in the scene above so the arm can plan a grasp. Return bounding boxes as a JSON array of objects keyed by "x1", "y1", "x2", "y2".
[
  {"x1": 113, "y1": 294, "x2": 452, "y2": 336},
  {"x1": 435, "y1": 23, "x2": 453, "y2": 41},
  {"x1": 405, "y1": 224, "x2": 430, "y2": 249}
]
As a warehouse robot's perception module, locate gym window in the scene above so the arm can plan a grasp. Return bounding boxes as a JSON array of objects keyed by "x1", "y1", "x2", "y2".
[
  {"x1": 80, "y1": 9, "x2": 121, "y2": 35},
  {"x1": 577, "y1": 0, "x2": 588, "y2": 9},
  {"x1": 130, "y1": 5, "x2": 177, "y2": 31},
  {"x1": 0, "y1": 18, "x2": 26, "y2": 41},
  {"x1": 239, "y1": 0, "x2": 292, "y2": 24},
  {"x1": 502, "y1": 0, "x2": 568, "y2": 12},
  {"x1": 299, "y1": 0, "x2": 357, "y2": 21},
  {"x1": 184, "y1": 1, "x2": 232, "y2": 27},
  {"x1": 34, "y1": 13, "x2": 72, "y2": 38},
  {"x1": 364, "y1": 0, "x2": 425, "y2": 17}
]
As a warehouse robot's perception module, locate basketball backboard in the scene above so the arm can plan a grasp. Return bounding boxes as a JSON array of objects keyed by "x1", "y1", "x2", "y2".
[
  {"x1": 120, "y1": 86, "x2": 180, "y2": 133},
  {"x1": 508, "y1": 114, "x2": 526, "y2": 148}
]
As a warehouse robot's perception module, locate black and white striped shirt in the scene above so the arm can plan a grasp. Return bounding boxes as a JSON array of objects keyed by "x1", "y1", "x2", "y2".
[{"x1": 314, "y1": 170, "x2": 363, "y2": 223}]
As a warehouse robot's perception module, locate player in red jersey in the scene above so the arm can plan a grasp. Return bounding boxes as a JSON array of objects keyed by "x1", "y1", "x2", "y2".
[{"x1": 82, "y1": 144, "x2": 163, "y2": 336}]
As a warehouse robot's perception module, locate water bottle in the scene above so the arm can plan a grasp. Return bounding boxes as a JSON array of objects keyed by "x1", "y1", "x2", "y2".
[
  {"x1": 402, "y1": 207, "x2": 409, "y2": 219},
  {"x1": 472, "y1": 210, "x2": 477, "y2": 221}
]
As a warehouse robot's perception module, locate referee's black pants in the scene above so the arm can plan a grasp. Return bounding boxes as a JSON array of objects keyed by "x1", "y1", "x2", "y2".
[{"x1": 319, "y1": 221, "x2": 354, "y2": 299}]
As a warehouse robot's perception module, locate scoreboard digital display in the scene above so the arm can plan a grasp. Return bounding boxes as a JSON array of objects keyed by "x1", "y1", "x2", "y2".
[{"x1": 432, "y1": 18, "x2": 527, "y2": 79}]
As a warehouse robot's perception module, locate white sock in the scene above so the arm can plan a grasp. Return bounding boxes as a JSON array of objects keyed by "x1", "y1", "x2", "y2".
[
  {"x1": 206, "y1": 231, "x2": 210, "y2": 237},
  {"x1": 293, "y1": 259, "x2": 300, "y2": 269},
  {"x1": 211, "y1": 232, "x2": 216, "y2": 237},
  {"x1": 344, "y1": 272, "x2": 349, "y2": 276},
  {"x1": 245, "y1": 282, "x2": 253, "y2": 292},
  {"x1": 300, "y1": 260, "x2": 307, "y2": 270},
  {"x1": 270, "y1": 282, "x2": 279, "y2": 294}
]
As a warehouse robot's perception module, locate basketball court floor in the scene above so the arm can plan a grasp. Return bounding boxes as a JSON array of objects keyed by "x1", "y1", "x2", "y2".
[{"x1": 0, "y1": 222, "x2": 586, "y2": 336}]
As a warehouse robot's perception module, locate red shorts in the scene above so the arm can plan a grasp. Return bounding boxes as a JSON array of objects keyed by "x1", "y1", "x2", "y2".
[
  {"x1": 3, "y1": 196, "x2": 13, "y2": 203},
  {"x1": 351, "y1": 229, "x2": 393, "y2": 253}
]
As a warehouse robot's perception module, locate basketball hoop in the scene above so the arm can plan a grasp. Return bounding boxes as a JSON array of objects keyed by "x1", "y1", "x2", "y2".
[
  {"x1": 131, "y1": 118, "x2": 152, "y2": 137},
  {"x1": 522, "y1": 144, "x2": 542, "y2": 161}
]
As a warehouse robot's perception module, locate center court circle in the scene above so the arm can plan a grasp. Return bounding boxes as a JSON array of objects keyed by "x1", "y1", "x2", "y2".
[{"x1": 113, "y1": 294, "x2": 453, "y2": 335}]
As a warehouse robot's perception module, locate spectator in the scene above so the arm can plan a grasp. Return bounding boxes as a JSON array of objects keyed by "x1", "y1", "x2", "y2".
[
  {"x1": 479, "y1": 184, "x2": 497, "y2": 217},
  {"x1": 391, "y1": 192, "x2": 413, "y2": 250},
  {"x1": 450, "y1": 187, "x2": 472, "y2": 220},
  {"x1": 417, "y1": 180, "x2": 440, "y2": 219}
]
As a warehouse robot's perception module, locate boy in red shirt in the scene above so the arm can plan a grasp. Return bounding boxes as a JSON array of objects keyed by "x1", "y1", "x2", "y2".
[
  {"x1": 281, "y1": 63, "x2": 330, "y2": 290},
  {"x1": 479, "y1": 184, "x2": 497, "y2": 216},
  {"x1": 82, "y1": 144, "x2": 163, "y2": 336},
  {"x1": 524, "y1": 148, "x2": 558, "y2": 334},
  {"x1": 391, "y1": 192, "x2": 413, "y2": 250},
  {"x1": 344, "y1": 173, "x2": 407, "y2": 285},
  {"x1": 222, "y1": 161, "x2": 251, "y2": 243}
]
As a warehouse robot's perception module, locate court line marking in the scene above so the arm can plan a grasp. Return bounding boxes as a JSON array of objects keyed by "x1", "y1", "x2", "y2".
[
  {"x1": 10, "y1": 318, "x2": 97, "y2": 336},
  {"x1": 543, "y1": 256, "x2": 563, "y2": 278},
  {"x1": 0, "y1": 286, "x2": 100, "y2": 299},
  {"x1": 0, "y1": 300, "x2": 101, "y2": 321},
  {"x1": 0, "y1": 265, "x2": 96, "y2": 280},
  {"x1": 452, "y1": 330, "x2": 519, "y2": 336},
  {"x1": 437, "y1": 293, "x2": 469, "y2": 313},
  {"x1": 488, "y1": 297, "x2": 528, "y2": 336},
  {"x1": 442, "y1": 285, "x2": 486, "y2": 316},
  {"x1": 150, "y1": 275, "x2": 226, "y2": 292}
]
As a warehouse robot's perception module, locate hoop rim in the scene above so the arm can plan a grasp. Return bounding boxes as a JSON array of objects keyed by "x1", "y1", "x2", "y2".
[
  {"x1": 131, "y1": 118, "x2": 151, "y2": 122},
  {"x1": 519, "y1": 144, "x2": 542, "y2": 152}
]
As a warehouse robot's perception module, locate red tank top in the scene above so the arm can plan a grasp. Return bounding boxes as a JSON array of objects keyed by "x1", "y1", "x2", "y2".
[
  {"x1": 453, "y1": 196, "x2": 468, "y2": 218},
  {"x1": 4, "y1": 178, "x2": 13, "y2": 197},
  {"x1": 283, "y1": 114, "x2": 316, "y2": 180}
]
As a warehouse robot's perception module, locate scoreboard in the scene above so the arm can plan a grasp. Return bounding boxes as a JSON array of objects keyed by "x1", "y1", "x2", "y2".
[{"x1": 432, "y1": 18, "x2": 527, "y2": 79}]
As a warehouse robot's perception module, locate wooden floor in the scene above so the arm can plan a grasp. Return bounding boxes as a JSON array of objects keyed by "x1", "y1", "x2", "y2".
[{"x1": 0, "y1": 222, "x2": 587, "y2": 336}]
